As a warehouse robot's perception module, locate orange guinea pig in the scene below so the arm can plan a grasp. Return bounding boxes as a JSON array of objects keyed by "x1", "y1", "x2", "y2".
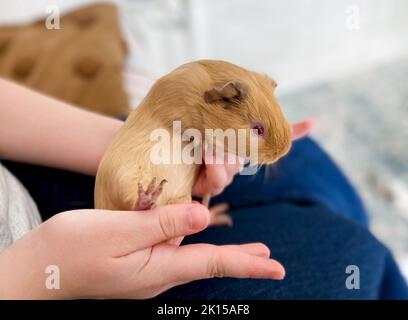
[{"x1": 94, "y1": 60, "x2": 294, "y2": 222}]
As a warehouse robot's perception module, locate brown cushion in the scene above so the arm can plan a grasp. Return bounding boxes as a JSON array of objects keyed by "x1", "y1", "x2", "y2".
[{"x1": 0, "y1": 3, "x2": 130, "y2": 116}]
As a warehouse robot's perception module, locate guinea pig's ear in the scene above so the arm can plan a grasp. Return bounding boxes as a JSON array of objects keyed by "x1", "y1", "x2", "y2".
[{"x1": 204, "y1": 80, "x2": 247, "y2": 104}]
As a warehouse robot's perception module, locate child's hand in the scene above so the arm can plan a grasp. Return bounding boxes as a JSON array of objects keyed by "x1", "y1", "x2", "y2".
[
  {"x1": 193, "y1": 150, "x2": 243, "y2": 197},
  {"x1": 0, "y1": 204, "x2": 285, "y2": 299}
]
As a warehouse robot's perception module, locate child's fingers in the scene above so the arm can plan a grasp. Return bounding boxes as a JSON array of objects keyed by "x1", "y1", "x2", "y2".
[
  {"x1": 291, "y1": 118, "x2": 318, "y2": 140},
  {"x1": 166, "y1": 243, "x2": 285, "y2": 284}
]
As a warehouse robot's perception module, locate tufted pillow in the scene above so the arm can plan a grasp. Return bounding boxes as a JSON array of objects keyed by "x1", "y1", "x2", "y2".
[{"x1": 0, "y1": 3, "x2": 130, "y2": 116}]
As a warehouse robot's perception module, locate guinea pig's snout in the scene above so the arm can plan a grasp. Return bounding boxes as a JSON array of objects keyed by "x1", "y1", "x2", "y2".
[
  {"x1": 270, "y1": 121, "x2": 292, "y2": 160},
  {"x1": 250, "y1": 118, "x2": 292, "y2": 164},
  {"x1": 280, "y1": 122, "x2": 293, "y2": 155}
]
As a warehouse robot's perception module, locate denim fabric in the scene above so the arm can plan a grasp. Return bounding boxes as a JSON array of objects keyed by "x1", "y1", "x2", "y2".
[
  {"x1": 3, "y1": 160, "x2": 95, "y2": 221},
  {"x1": 3, "y1": 138, "x2": 407, "y2": 299},
  {"x1": 160, "y1": 202, "x2": 407, "y2": 299}
]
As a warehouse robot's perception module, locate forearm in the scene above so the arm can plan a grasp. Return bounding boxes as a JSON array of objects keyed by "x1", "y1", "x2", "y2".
[{"x1": 0, "y1": 78, "x2": 123, "y2": 175}]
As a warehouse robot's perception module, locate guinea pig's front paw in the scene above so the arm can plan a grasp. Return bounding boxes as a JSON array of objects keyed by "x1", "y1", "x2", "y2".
[{"x1": 133, "y1": 177, "x2": 167, "y2": 210}]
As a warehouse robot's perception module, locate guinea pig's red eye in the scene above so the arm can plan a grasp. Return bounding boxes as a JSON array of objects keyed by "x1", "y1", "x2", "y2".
[{"x1": 251, "y1": 123, "x2": 265, "y2": 136}]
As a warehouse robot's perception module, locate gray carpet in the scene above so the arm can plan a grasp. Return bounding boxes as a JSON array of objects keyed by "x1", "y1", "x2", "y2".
[{"x1": 280, "y1": 57, "x2": 408, "y2": 268}]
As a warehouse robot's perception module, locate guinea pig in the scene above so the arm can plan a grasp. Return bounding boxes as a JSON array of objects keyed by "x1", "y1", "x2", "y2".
[{"x1": 95, "y1": 60, "x2": 293, "y2": 217}]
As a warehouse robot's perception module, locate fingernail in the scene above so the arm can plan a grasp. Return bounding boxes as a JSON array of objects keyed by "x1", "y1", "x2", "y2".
[
  {"x1": 189, "y1": 205, "x2": 208, "y2": 229},
  {"x1": 272, "y1": 263, "x2": 286, "y2": 280},
  {"x1": 273, "y1": 272, "x2": 285, "y2": 280}
]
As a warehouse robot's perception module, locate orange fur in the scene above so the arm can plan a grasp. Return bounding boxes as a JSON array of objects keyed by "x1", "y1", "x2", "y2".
[{"x1": 94, "y1": 60, "x2": 292, "y2": 210}]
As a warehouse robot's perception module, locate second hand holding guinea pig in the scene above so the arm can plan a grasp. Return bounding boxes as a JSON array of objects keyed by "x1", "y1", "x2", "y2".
[{"x1": 94, "y1": 60, "x2": 313, "y2": 225}]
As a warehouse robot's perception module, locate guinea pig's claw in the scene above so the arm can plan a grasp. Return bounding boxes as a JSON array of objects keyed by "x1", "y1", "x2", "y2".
[{"x1": 133, "y1": 178, "x2": 168, "y2": 210}]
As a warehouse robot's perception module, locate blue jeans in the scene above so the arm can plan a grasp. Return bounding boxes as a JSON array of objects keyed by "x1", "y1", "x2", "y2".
[{"x1": 4, "y1": 138, "x2": 408, "y2": 299}]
